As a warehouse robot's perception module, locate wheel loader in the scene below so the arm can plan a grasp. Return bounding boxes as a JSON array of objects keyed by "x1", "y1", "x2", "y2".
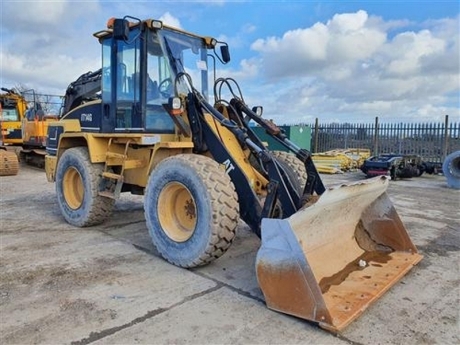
[{"x1": 45, "y1": 16, "x2": 422, "y2": 333}]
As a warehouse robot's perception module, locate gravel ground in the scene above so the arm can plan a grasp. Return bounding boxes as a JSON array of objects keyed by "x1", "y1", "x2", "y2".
[{"x1": 1, "y1": 164, "x2": 459, "y2": 345}]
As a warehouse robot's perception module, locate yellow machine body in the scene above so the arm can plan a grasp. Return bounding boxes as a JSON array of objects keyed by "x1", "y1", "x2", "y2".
[
  {"x1": 45, "y1": 17, "x2": 423, "y2": 334},
  {"x1": 0, "y1": 88, "x2": 59, "y2": 166},
  {"x1": 0, "y1": 90, "x2": 27, "y2": 145},
  {"x1": 22, "y1": 114, "x2": 59, "y2": 151},
  {"x1": 45, "y1": 107, "x2": 268, "y2": 195}
]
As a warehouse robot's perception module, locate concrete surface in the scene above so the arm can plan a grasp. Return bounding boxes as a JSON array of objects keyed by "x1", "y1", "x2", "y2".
[{"x1": 1, "y1": 164, "x2": 459, "y2": 344}]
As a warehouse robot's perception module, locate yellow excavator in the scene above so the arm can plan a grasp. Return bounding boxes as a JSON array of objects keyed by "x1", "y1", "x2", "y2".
[
  {"x1": 20, "y1": 90, "x2": 60, "y2": 167},
  {"x1": 0, "y1": 142, "x2": 20, "y2": 176},
  {"x1": 0, "y1": 88, "x2": 23, "y2": 175},
  {"x1": 0, "y1": 87, "x2": 60, "y2": 169},
  {"x1": 45, "y1": 17, "x2": 422, "y2": 332}
]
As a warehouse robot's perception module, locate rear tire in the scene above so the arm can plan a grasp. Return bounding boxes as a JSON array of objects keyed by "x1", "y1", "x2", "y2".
[
  {"x1": 145, "y1": 154, "x2": 240, "y2": 268},
  {"x1": 55, "y1": 147, "x2": 115, "y2": 227}
]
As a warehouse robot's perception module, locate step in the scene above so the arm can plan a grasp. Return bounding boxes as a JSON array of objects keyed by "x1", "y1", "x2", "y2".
[
  {"x1": 98, "y1": 190, "x2": 117, "y2": 200},
  {"x1": 106, "y1": 151, "x2": 126, "y2": 159},
  {"x1": 102, "y1": 171, "x2": 123, "y2": 180}
]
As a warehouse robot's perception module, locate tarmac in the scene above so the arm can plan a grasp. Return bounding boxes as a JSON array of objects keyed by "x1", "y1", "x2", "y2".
[{"x1": 1, "y1": 164, "x2": 459, "y2": 344}]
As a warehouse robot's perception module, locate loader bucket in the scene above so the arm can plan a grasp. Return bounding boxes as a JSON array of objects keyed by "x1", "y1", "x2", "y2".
[{"x1": 256, "y1": 176, "x2": 422, "y2": 333}]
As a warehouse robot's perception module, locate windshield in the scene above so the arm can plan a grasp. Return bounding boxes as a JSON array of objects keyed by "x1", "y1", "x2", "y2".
[
  {"x1": 0, "y1": 106, "x2": 19, "y2": 121},
  {"x1": 149, "y1": 28, "x2": 210, "y2": 100}
]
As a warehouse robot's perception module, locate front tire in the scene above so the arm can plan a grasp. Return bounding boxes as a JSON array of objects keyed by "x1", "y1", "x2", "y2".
[
  {"x1": 55, "y1": 147, "x2": 115, "y2": 227},
  {"x1": 271, "y1": 151, "x2": 307, "y2": 188},
  {"x1": 268, "y1": 153, "x2": 304, "y2": 220},
  {"x1": 145, "y1": 154, "x2": 240, "y2": 268}
]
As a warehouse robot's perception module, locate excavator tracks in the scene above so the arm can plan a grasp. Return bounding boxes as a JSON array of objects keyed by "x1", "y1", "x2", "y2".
[{"x1": 0, "y1": 148, "x2": 19, "y2": 176}]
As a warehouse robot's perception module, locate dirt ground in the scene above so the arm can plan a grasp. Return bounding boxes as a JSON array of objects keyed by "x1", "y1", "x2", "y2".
[{"x1": 1, "y1": 163, "x2": 459, "y2": 345}]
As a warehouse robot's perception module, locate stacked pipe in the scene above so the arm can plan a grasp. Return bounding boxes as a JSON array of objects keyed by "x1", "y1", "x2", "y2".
[{"x1": 312, "y1": 148, "x2": 371, "y2": 174}]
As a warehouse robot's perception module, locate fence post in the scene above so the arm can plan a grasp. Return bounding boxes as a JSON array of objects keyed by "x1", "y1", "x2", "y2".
[
  {"x1": 314, "y1": 117, "x2": 319, "y2": 153},
  {"x1": 443, "y1": 115, "x2": 449, "y2": 162},
  {"x1": 373, "y1": 116, "x2": 379, "y2": 156}
]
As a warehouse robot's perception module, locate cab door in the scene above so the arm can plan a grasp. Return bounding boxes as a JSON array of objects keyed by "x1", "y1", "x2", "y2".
[{"x1": 101, "y1": 28, "x2": 142, "y2": 133}]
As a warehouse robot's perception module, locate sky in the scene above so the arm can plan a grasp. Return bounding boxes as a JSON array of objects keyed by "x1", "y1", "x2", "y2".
[{"x1": 1, "y1": 0, "x2": 459, "y2": 124}]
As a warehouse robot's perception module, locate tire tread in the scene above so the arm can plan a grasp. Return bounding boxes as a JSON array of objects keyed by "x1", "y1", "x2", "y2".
[
  {"x1": 149, "y1": 154, "x2": 239, "y2": 268},
  {"x1": 271, "y1": 150, "x2": 307, "y2": 187},
  {"x1": 57, "y1": 147, "x2": 114, "y2": 227}
]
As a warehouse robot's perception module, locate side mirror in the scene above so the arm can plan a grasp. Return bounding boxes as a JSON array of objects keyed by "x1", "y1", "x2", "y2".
[
  {"x1": 113, "y1": 19, "x2": 129, "y2": 41},
  {"x1": 220, "y1": 45, "x2": 230, "y2": 64}
]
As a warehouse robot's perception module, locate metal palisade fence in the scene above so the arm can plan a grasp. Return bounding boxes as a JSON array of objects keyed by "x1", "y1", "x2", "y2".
[{"x1": 310, "y1": 115, "x2": 460, "y2": 163}]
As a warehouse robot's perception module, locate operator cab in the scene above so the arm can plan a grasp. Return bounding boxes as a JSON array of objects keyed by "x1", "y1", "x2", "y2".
[
  {"x1": 0, "y1": 102, "x2": 19, "y2": 122},
  {"x1": 96, "y1": 17, "x2": 229, "y2": 134}
]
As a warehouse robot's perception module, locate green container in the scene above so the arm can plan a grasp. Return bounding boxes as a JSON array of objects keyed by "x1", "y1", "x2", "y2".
[{"x1": 251, "y1": 125, "x2": 311, "y2": 152}]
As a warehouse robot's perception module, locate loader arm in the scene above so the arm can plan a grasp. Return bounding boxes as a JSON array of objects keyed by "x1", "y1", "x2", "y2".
[
  {"x1": 212, "y1": 78, "x2": 325, "y2": 199},
  {"x1": 229, "y1": 96, "x2": 325, "y2": 197},
  {"x1": 62, "y1": 69, "x2": 102, "y2": 115},
  {"x1": 186, "y1": 90, "x2": 303, "y2": 235}
]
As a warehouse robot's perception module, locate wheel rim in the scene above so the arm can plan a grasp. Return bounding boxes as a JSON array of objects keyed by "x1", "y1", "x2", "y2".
[
  {"x1": 158, "y1": 182, "x2": 197, "y2": 242},
  {"x1": 63, "y1": 167, "x2": 84, "y2": 210}
]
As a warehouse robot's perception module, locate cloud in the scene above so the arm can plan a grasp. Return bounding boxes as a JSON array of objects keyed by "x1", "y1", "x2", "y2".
[
  {"x1": 1, "y1": 0, "x2": 102, "y2": 35},
  {"x1": 159, "y1": 12, "x2": 182, "y2": 29},
  {"x1": 381, "y1": 30, "x2": 446, "y2": 77},
  {"x1": 0, "y1": 1, "x2": 184, "y2": 94},
  {"x1": 241, "y1": 23, "x2": 257, "y2": 34},
  {"x1": 2, "y1": 0, "x2": 68, "y2": 32},
  {"x1": 1, "y1": 1, "x2": 103, "y2": 93},
  {"x1": 251, "y1": 10, "x2": 386, "y2": 78},
  {"x1": 1, "y1": 3, "x2": 457, "y2": 124},
  {"x1": 247, "y1": 11, "x2": 459, "y2": 123}
]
